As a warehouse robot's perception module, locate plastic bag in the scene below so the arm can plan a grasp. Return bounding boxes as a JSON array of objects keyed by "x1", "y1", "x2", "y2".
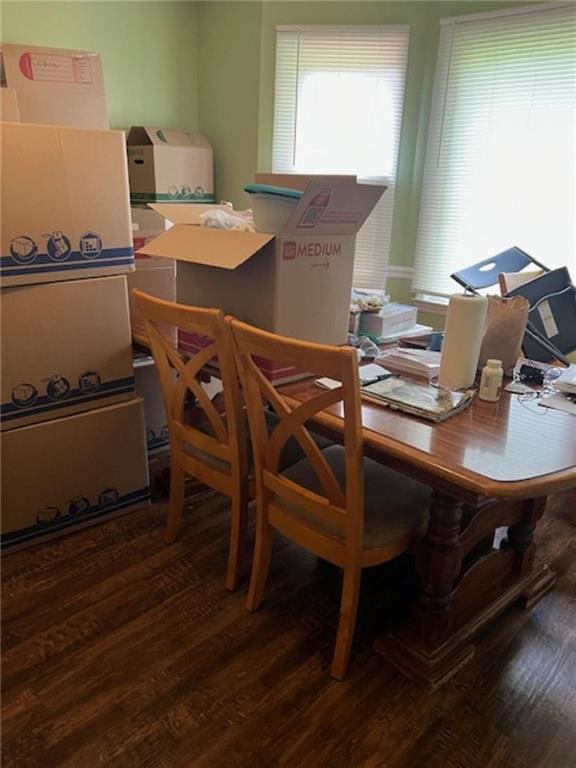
[
  {"x1": 200, "y1": 209, "x2": 256, "y2": 232},
  {"x1": 479, "y1": 296, "x2": 529, "y2": 377}
]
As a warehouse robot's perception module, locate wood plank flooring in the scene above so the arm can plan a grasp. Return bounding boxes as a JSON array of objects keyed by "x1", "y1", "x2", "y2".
[{"x1": 2, "y1": 490, "x2": 575, "y2": 768}]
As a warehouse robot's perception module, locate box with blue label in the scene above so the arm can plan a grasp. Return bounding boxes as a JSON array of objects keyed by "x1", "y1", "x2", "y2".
[
  {"x1": 1, "y1": 276, "x2": 134, "y2": 431},
  {"x1": 0, "y1": 122, "x2": 133, "y2": 287},
  {"x1": 1, "y1": 398, "x2": 149, "y2": 552}
]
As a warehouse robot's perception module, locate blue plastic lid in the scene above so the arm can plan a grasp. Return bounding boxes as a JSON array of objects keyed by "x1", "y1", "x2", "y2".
[{"x1": 244, "y1": 183, "x2": 302, "y2": 200}]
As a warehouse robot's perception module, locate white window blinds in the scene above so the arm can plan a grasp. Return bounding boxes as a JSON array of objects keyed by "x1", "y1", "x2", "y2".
[
  {"x1": 272, "y1": 26, "x2": 410, "y2": 290},
  {"x1": 413, "y1": 2, "x2": 576, "y2": 297}
]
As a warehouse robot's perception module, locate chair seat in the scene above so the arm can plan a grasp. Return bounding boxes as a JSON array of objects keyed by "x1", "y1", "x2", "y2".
[
  {"x1": 184, "y1": 408, "x2": 333, "y2": 475},
  {"x1": 278, "y1": 445, "x2": 431, "y2": 549}
]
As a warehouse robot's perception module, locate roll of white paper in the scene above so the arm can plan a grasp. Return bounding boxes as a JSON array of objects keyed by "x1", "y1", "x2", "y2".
[{"x1": 439, "y1": 294, "x2": 488, "y2": 390}]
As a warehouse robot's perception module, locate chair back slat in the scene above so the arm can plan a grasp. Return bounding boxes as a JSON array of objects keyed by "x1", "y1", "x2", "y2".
[
  {"x1": 229, "y1": 318, "x2": 364, "y2": 541},
  {"x1": 133, "y1": 291, "x2": 246, "y2": 483},
  {"x1": 264, "y1": 471, "x2": 346, "y2": 536},
  {"x1": 244, "y1": 356, "x2": 346, "y2": 508}
]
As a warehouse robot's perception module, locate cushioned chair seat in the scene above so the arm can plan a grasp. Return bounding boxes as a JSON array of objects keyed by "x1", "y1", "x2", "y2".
[
  {"x1": 277, "y1": 445, "x2": 431, "y2": 549},
  {"x1": 184, "y1": 408, "x2": 333, "y2": 475}
]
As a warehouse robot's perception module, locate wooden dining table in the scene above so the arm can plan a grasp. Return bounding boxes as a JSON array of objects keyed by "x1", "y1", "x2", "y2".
[{"x1": 278, "y1": 377, "x2": 576, "y2": 689}]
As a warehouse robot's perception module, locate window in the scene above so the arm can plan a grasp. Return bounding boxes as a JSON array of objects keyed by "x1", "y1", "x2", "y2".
[
  {"x1": 413, "y1": 3, "x2": 576, "y2": 298},
  {"x1": 272, "y1": 26, "x2": 410, "y2": 290}
]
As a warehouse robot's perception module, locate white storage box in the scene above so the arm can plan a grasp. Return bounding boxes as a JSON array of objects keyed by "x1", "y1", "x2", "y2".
[
  {"x1": 127, "y1": 127, "x2": 214, "y2": 205},
  {"x1": 245, "y1": 185, "x2": 301, "y2": 234}
]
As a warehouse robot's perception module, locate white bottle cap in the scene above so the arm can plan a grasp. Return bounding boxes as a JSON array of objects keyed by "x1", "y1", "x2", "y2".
[{"x1": 486, "y1": 359, "x2": 502, "y2": 369}]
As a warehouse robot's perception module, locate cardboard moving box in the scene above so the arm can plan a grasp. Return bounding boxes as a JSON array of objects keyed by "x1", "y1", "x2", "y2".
[
  {"x1": 127, "y1": 265, "x2": 177, "y2": 346},
  {"x1": 131, "y1": 205, "x2": 173, "y2": 268},
  {"x1": 134, "y1": 357, "x2": 170, "y2": 454},
  {"x1": 0, "y1": 43, "x2": 108, "y2": 129},
  {"x1": 0, "y1": 87, "x2": 20, "y2": 121},
  {"x1": 1, "y1": 398, "x2": 149, "y2": 551},
  {"x1": 138, "y1": 181, "x2": 385, "y2": 348},
  {"x1": 1, "y1": 276, "x2": 134, "y2": 431},
  {"x1": 127, "y1": 127, "x2": 214, "y2": 204},
  {"x1": 1, "y1": 122, "x2": 133, "y2": 287}
]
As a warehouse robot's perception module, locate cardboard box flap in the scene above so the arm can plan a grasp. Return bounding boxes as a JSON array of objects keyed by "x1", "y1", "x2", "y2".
[
  {"x1": 1, "y1": 44, "x2": 105, "y2": 95},
  {"x1": 282, "y1": 181, "x2": 386, "y2": 237},
  {"x1": 150, "y1": 203, "x2": 231, "y2": 225},
  {"x1": 137, "y1": 225, "x2": 274, "y2": 270},
  {"x1": 127, "y1": 127, "x2": 211, "y2": 148}
]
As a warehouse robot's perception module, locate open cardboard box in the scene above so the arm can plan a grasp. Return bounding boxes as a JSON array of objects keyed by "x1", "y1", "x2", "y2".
[
  {"x1": 137, "y1": 180, "x2": 385, "y2": 380},
  {"x1": 1, "y1": 122, "x2": 133, "y2": 287},
  {"x1": 131, "y1": 205, "x2": 173, "y2": 267},
  {"x1": 0, "y1": 43, "x2": 108, "y2": 129}
]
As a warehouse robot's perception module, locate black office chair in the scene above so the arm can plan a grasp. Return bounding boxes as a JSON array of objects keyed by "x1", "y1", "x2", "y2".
[{"x1": 451, "y1": 247, "x2": 572, "y2": 365}]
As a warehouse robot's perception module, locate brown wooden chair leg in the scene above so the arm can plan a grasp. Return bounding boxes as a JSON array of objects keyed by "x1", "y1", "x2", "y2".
[
  {"x1": 164, "y1": 464, "x2": 186, "y2": 545},
  {"x1": 225, "y1": 484, "x2": 249, "y2": 592},
  {"x1": 331, "y1": 565, "x2": 362, "y2": 680},
  {"x1": 246, "y1": 507, "x2": 273, "y2": 612}
]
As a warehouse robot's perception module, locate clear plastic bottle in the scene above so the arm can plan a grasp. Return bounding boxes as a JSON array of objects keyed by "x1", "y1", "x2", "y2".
[{"x1": 479, "y1": 359, "x2": 504, "y2": 402}]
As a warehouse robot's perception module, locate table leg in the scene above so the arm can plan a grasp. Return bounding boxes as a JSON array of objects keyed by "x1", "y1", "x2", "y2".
[
  {"x1": 504, "y1": 497, "x2": 556, "y2": 609},
  {"x1": 374, "y1": 492, "x2": 556, "y2": 689},
  {"x1": 415, "y1": 491, "x2": 463, "y2": 643},
  {"x1": 374, "y1": 491, "x2": 474, "y2": 689}
]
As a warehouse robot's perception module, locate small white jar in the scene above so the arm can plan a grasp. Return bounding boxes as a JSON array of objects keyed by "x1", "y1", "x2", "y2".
[{"x1": 479, "y1": 359, "x2": 504, "y2": 402}]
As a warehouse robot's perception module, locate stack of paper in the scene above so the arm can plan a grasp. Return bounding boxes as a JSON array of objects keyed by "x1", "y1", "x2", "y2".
[
  {"x1": 377, "y1": 348, "x2": 441, "y2": 379},
  {"x1": 361, "y1": 378, "x2": 473, "y2": 423},
  {"x1": 358, "y1": 304, "x2": 417, "y2": 337}
]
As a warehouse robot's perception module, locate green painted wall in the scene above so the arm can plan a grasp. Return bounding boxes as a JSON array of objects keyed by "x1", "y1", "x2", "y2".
[
  {"x1": 196, "y1": 1, "x2": 263, "y2": 208},
  {"x1": 1, "y1": 1, "x2": 199, "y2": 131}
]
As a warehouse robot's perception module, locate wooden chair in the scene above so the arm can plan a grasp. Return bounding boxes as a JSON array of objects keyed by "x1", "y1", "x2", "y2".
[
  {"x1": 132, "y1": 290, "x2": 248, "y2": 591},
  {"x1": 229, "y1": 318, "x2": 431, "y2": 679}
]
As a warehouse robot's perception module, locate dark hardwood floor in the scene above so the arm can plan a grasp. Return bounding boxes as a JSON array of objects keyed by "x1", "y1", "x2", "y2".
[{"x1": 2, "y1": 489, "x2": 575, "y2": 768}]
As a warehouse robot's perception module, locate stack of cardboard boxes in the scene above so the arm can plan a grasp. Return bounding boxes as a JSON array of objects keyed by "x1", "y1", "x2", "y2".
[
  {"x1": 126, "y1": 126, "x2": 215, "y2": 455},
  {"x1": 1, "y1": 44, "x2": 149, "y2": 550}
]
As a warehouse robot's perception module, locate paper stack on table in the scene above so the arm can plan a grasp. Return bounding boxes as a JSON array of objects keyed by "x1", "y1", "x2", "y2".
[{"x1": 377, "y1": 348, "x2": 441, "y2": 379}]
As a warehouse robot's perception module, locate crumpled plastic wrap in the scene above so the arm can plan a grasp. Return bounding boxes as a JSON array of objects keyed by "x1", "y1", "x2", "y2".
[{"x1": 200, "y1": 209, "x2": 256, "y2": 232}]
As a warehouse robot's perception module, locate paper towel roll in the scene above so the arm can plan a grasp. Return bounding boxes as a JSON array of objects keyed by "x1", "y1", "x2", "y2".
[{"x1": 439, "y1": 294, "x2": 488, "y2": 389}]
